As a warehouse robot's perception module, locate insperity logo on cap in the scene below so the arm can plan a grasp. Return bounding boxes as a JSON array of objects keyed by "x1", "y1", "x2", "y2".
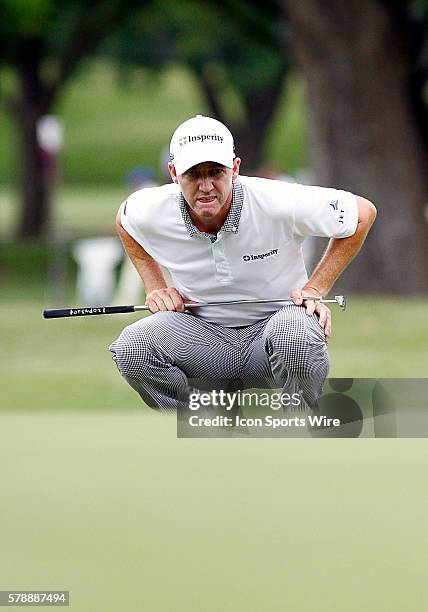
[
  {"x1": 178, "y1": 134, "x2": 223, "y2": 146},
  {"x1": 170, "y1": 115, "x2": 234, "y2": 175}
]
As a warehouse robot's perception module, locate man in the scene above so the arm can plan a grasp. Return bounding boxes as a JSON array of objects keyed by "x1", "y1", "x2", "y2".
[{"x1": 110, "y1": 115, "x2": 376, "y2": 411}]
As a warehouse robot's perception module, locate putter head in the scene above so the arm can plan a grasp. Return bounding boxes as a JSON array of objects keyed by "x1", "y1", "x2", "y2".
[{"x1": 334, "y1": 295, "x2": 346, "y2": 311}]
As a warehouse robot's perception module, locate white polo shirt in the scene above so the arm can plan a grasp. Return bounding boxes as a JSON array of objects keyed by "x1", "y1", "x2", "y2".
[{"x1": 121, "y1": 176, "x2": 358, "y2": 327}]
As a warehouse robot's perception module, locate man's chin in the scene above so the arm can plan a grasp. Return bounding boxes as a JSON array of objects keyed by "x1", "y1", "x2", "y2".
[{"x1": 196, "y1": 203, "x2": 220, "y2": 216}]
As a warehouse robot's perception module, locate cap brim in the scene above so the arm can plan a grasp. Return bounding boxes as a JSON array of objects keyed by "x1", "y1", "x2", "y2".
[{"x1": 173, "y1": 149, "x2": 234, "y2": 175}]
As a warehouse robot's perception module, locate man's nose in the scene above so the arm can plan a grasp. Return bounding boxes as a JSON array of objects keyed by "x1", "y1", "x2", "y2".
[{"x1": 198, "y1": 175, "x2": 214, "y2": 192}]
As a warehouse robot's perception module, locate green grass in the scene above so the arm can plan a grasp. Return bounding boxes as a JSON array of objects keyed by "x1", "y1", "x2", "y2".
[
  {"x1": 0, "y1": 413, "x2": 427, "y2": 611},
  {"x1": 1, "y1": 185, "x2": 127, "y2": 241},
  {"x1": 264, "y1": 75, "x2": 309, "y2": 172},
  {"x1": 1, "y1": 292, "x2": 426, "y2": 611},
  {"x1": 58, "y1": 62, "x2": 208, "y2": 183},
  {"x1": 329, "y1": 296, "x2": 428, "y2": 376},
  {"x1": 0, "y1": 299, "x2": 143, "y2": 411}
]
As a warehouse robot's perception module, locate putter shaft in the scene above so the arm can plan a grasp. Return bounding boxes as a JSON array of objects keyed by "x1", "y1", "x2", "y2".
[
  {"x1": 135, "y1": 296, "x2": 345, "y2": 311},
  {"x1": 43, "y1": 295, "x2": 346, "y2": 319}
]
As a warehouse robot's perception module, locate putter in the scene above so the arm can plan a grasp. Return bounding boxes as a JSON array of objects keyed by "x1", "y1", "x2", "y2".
[{"x1": 43, "y1": 295, "x2": 346, "y2": 319}]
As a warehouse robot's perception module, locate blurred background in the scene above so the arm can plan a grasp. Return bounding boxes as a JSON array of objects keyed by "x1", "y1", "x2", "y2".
[{"x1": 1, "y1": 1, "x2": 428, "y2": 610}]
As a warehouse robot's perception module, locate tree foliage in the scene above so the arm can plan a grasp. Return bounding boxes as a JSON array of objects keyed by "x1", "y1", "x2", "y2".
[
  {"x1": 0, "y1": 0, "x2": 147, "y2": 238},
  {"x1": 106, "y1": 0, "x2": 289, "y2": 170}
]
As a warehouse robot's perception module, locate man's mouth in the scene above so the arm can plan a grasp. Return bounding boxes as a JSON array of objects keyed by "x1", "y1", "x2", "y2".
[{"x1": 197, "y1": 196, "x2": 216, "y2": 203}]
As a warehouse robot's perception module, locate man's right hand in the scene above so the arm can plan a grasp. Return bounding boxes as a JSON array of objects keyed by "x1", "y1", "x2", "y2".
[{"x1": 145, "y1": 287, "x2": 187, "y2": 313}]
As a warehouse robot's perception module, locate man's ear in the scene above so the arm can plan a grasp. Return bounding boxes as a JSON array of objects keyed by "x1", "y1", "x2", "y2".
[
  {"x1": 168, "y1": 162, "x2": 179, "y2": 184},
  {"x1": 232, "y1": 157, "x2": 241, "y2": 180}
]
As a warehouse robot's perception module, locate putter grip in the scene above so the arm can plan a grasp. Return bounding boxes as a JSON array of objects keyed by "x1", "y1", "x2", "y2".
[{"x1": 43, "y1": 305, "x2": 135, "y2": 319}]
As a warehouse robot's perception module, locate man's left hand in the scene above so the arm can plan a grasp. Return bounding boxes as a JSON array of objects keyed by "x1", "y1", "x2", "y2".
[{"x1": 290, "y1": 287, "x2": 331, "y2": 340}]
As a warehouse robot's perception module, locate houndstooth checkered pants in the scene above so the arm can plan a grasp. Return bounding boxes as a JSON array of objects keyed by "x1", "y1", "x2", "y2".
[{"x1": 109, "y1": 305, "x2": 330, "y2": 412}]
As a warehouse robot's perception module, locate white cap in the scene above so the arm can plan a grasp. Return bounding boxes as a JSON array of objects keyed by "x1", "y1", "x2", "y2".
[{"x1": 169, "y1": 115, "x2": 235, "y2": 175}]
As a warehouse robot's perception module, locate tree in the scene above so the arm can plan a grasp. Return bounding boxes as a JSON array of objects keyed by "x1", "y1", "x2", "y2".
[
  {"x1": 285, "y1": 0, "x2": 428, "y2": 293},
  {"x1": 0, "y1": 0, "x2": 144, "y2": 239},
  {"x1": 108, "y1": 0, "x2": 289, "y2": 172}
]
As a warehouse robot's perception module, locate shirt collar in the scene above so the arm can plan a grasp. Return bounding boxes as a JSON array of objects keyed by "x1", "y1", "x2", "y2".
[{"x1": 179, "y1": 179, "x2": 244, "y2": 239}]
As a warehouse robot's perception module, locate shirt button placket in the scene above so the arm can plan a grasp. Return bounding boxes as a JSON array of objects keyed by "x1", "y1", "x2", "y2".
[{"x1": 212, "y1": 233, "x2": 232, "y2": 283}]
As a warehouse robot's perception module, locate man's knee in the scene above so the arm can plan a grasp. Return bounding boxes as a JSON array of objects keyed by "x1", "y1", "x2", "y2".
[
  {"x1": 264, "y1": 306, "x2": 327, "y2": 374},
  {"x1": 264, "y1": 307, "x2": 307, "y2": 356},
  {"x1": 109, "y1": 324, "x2": 152, "y2": 379},
  {"x1": 109, "y1": 311, "x2": 180, "y2": 379}
]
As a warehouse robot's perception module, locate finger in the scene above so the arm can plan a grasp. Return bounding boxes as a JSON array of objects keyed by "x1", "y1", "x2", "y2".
[
  {"x1": 303, "y1": 299, "x2": 317, "y2": 316},
  {"x1": 146, "y1": 290, "x2": 174, "y2": 312},
  {"x1": 146, "y1": 295, "x2": 160, "y2": 313},
  {"x1": 290, "y1": 287, "x2": 303, "y2": 306},
  {"x1": 316, "y1": 305, "x2": 332, "y2": 339},
  {"x1": 169, "y1": 288, "x2": 186, "y2": 312},
  {"x1": 316, "y1": 304, "x2": 328, "y2": 326},
  {"x1": 157, "y1": 291, "x2": 178, "y2": 311},
  {"x1": 151, "y1": 294, "x2": 169, "y2": 311},
  {"x1": 325, "y1": 317, "x2": 331, "y2": 340},
  {"x1": 323, "y1": 313, "x2": 332, "y2": 340}
]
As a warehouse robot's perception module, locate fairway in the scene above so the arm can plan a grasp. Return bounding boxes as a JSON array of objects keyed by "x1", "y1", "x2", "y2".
[{"x1": 0, "y1": 412, "x2": 427, "y2": 611}]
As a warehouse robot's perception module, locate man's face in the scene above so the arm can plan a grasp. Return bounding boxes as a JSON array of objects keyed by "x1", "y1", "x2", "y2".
[{"x1": 169, "y1": 158, "x2": 241, "y2": 224}]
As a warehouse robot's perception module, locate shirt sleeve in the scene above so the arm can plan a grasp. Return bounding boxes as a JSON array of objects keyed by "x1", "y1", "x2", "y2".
[
  {"x1": 120, "y1": 192, "x2": 146, "y2": 246},
  {"x1": 291, "y1": 184, "x2": 359, "y2": 239}
]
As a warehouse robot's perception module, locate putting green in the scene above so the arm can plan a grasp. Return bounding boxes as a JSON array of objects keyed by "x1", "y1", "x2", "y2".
[{"x1": 0, "y1": 412, "x2": 426, "y2": 611}]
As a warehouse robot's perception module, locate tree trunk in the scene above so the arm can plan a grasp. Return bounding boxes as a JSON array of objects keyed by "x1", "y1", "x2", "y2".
[
  {"x1": 13, "y1": 106, "x2": 50, "y2": 239},
  {"x1": 285, "y1": 0, "x2": 428, "y2": 293},
  {"x1": 9, "y1": 40, "x2": 53, "y2": 240}
]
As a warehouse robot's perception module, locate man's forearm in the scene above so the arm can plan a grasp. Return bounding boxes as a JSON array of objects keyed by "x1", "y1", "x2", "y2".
[
  {"x1": 304, "y1": 196, "x2": 377, "y2": 296},
  {"x1": 305, "y1": 234, "x2": 364, "y2": 296},
  {"x1": 117, "y1": 220, "x2": 167, "y2": 294},
  {"x1": 130, "y1": 253, "x2": 168, "y2": 294}
]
